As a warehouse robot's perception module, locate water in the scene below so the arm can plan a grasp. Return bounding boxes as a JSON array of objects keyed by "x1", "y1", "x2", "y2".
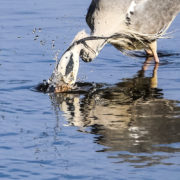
[{"x1": 0, "y1": 0, "x2": 180, "y2": 179}]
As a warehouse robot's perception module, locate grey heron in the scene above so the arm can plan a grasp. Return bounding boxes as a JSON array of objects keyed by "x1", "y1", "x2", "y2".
[{"x1": 49, "y1": 0, "x2": 180, "y2": 92}]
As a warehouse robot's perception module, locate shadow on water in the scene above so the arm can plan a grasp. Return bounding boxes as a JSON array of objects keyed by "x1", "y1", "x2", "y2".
[{"x1": 37, "y1": 56, "x2": 180, "y2": 167}]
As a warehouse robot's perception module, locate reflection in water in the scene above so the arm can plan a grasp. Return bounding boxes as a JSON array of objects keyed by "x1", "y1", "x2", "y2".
[{"x1": 49, "y1": 60, "x2": 180, "y2": 167}]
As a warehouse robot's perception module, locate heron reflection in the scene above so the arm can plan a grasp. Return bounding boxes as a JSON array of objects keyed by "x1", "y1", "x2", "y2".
[{"x1": 49, "y1": 61, "x2": 180, "y2": 166}]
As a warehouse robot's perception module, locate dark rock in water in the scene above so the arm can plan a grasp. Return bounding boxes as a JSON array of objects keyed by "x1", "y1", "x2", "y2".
[{"x1": 35, "y1": 80, "x2": 55, "y2": 93}]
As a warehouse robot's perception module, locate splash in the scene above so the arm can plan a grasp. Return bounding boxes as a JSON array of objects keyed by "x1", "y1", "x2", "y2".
[{"x1": 47, "y1": 44, "x2": 82, "y2": 93}]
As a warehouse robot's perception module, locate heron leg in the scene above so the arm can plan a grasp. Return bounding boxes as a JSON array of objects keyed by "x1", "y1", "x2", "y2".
[
  {"x1": 148, "y1": 41, "x2": 159, "y2": 63},
  {"x1": 140, "y1": 57, "x2": 159, "y2": 88},
  {"x1": 142, "y1": 56, "x2": 153, "y2": 71},
  {"x1": 145, "y1": 48, "x2": 153, "y2": 56},
  {"x1": 150, "y1": 63, "x2": 159, "y2": 88}
]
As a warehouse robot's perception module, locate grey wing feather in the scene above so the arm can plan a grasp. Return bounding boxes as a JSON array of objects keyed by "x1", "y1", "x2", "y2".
[
  {"x1": 86, "y1": 0, "x2": 133, "y2": 33},
  {"x1": 130, "y1": 0, "x2": 180, "y2": 35},
  {"x1": 86, "y1": 0, "x2": 180, "y2": 39}
]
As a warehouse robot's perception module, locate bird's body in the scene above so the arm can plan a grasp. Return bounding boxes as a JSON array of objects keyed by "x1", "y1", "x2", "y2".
[
  {"x1": 50, "y1": 0, "x2": 180, "y2": 92},
  {"x1": 87, "y1": 0, "x2": 180, "y2": 35},
  {"x1": 85, "y1": 0, "x2": 180, "y2": 57}
]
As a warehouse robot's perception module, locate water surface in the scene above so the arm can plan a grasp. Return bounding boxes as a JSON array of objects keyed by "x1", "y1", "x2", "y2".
[{"x1": 0, "y1": 0, "x2": 180, "y2": 179}]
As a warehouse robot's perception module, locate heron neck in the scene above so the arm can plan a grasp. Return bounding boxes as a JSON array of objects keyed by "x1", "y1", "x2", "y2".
[{"x1": 84, "y1": 37, "x2": 106, "y2": 56}]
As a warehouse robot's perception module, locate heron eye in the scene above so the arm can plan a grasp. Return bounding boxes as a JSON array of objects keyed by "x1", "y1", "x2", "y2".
[{"x1": 80, "y1": 49, "x2": 92, "y2": 62}]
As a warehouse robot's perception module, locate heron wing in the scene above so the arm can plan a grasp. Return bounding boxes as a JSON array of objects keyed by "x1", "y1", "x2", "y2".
[
  {"x1": 86, "y1": 0, "x2": 133, "y2": 33},
  {"x1": 129, "y1": 0, "x2": 180, "y2": 35},
  {"x1": 86, "y1": 0, "x2": 180, "y2": 36}
]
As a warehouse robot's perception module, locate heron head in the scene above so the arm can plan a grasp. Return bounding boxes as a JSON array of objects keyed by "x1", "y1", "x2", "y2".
[
  {"x1": 49, "y1": 30, "x2": 106, "y2": 91},
  {"x1": 79, "y1": 42, "x2": 97, "y2": 62},
  {"x1": 71, "y1": 30, "x2": 96, "y2": 62},
  {"x1": 73, "y1": 30, "x2": 106, "y2": 63}
]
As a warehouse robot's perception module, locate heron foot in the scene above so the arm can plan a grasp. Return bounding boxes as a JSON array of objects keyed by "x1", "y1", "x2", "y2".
[{"x1": 145, "y1": 48, "x2": 153, "y2": 57}]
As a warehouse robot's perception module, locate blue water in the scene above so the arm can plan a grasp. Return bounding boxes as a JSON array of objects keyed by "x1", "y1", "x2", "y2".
[{"x1": 0, "y1": 0, "x2": 180, "y2": 179}]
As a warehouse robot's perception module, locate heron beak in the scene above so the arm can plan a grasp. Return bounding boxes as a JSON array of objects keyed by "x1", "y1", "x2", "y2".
[{"x1": 49, "y1": 45, "x2": 81, "y2": 93}]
